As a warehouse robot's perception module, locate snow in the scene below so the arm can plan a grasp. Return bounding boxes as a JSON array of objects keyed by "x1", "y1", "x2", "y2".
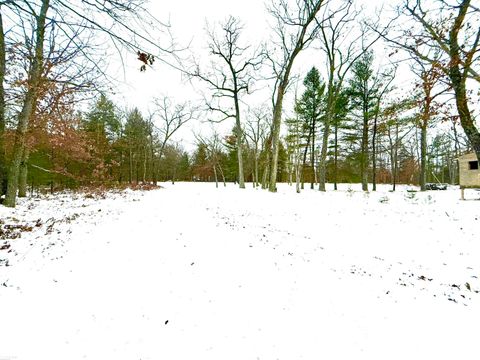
[{"x1": 1, "y1": 183, "x2": 479, "y2": 360}]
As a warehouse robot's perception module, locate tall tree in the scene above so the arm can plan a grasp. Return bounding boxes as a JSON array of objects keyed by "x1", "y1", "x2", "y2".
[
  {"x1": 266, "y1": 0, "x2": 327, "y2": 192},
  {"x1": 195, "y1": 131, "x2": 227, "y2": 188},
  {"x1": 2, "y1": 0, "x2": 179, "y2": 206},
  {"x1": 382, "y1": 100, "x2": 416, "y2": 191},
  {"x1": 152, "y1": 96, "x2": 196, "y2": 182},
  {"x1": 124, "y1": 108, "x2": 148, "y2": 183},
  {"x1": 4, "y1": 0, "x2": 49, "y2": 207},
  {"x1": 295, "y1": 67, "x2": 325, "y2": 189},
  {"x1": 370, "y1": 67, "x2": 395, "y2": 191},
  {"x1": 331, "y1": 86, "x2": 349, "y2": 190},
  {"x1": 385, "y1": 0, "x2": 480, "y2": 162},
  {"x1": 317, "y1": 0, "x2": 384, "y2": 191},
  {"x1": 0, "y1": 8, "x2": 6, "y2": 197},
  {"x1": 84, "y1": 94, "x2": 121, "y2": 178},
  {"x1": 347, "y1": 51, "x2": 380, "y2": 191},
  {"x1": 245, "y1": 106, "x2": 269, "y2": 188},
  {"x1": 189, "y1": 16, "x2": 261, "y2": 189},
  {"x1": 285, "y1": 112, "x2": 304, "y2": 193},
  {"x1": 412, "y1": 61, "x2": 445, "y2": 191}
]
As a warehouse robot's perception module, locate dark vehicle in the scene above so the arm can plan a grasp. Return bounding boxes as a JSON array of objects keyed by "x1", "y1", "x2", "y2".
[{"x1": 425, "y1": 183, "x2": 448, "y2": 190}]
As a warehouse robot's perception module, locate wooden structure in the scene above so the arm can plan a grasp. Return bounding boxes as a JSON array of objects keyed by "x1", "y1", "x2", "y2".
[{"x1": 457, "y1": 152, "x2": 480, "y2": 200}]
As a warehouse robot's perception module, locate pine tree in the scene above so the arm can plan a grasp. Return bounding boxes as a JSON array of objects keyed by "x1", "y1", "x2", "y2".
[
  {"x1": 347, "y1": 52, "x2": 380, "y2": 191},
  {"x1": 295, "y1": 67, "x2": 325, "y2": 189}
]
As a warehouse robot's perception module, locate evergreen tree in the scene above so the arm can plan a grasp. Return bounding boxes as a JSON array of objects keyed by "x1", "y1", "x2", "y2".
[
  {"x1": 330, "y1": 87, "x2": 350, "y2": 190},
  {"x1": 84, "y1": 94, "x2": 122, "y2": 181},
  {"x1": 347, "y1": 51, "x2": 380, "y2": 191},
  {"x1": 84, "y1": 94, "x2": 120, "y2": 144},
  {"x1": 191, "y1": 142, "x2": 211, "y2": 181},
  {"x1": 124, "y1": 108, "x2": 149, "y2": 183},
  {"x1": 295, "y1": 67, "x2": 325, "y2": 189}
]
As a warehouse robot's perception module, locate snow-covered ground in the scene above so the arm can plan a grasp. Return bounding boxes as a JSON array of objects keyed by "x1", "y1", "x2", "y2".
[{"x1": 1, "y1": 182, "x2": 479, "y2": 360}]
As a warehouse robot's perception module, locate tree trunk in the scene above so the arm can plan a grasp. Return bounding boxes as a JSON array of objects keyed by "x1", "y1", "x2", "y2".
[
  {"x1": 310, "y1": 119, "x2": 316, "y2": 189},
  {"x1": 448, "y1": 1, "x2": 480, "y2": 162},
  {"x1": 393, "y1": 123, "x2": 399, "y2": 191},
  {"x1": 268, "y1": 1, "x2": 322, "y2": 192},
  {"x1": 128, "y1": 147, "x2": 133, "y2": 183},
  {"x1": 234, "y1": 96, "x2": 245, "y2": 189},
  {"x1": 387, "y1": 123, "x2": 395, "y2": 191},
  {"x1": 295, "y1": 155, "x2": 301, "y2": 194},
  {"x1": 333, "y1": 116, "x2": 338, "y2": 190},
  {"x1": 301, "y1": 133, "x2": 311, "y2": 189},
  {"x1": 213, "y1": 164, "x2": 218, "y2": 188},
  {"x1": 135, "y1": 155, "x2": 139, "y2": 183},
  {"x1": 150, "y1": 134, "x2": 156, "y2": 185},
  {"x1": 218, "y1": 164, "x2": 226, "y2": 187},
  {"x1": 171, "y1": 163, "x2": 177, "y2": 184},
  {"x1": 450, "y1": 71, "x2": 480, "y2": 160},
  {"x1": 420, "y1": 122, "x2": 427, "y2": 191},
  {"x1": 372, "y1": 113, "x2": 378, "y2": 191},
  {"x1": 269, "y1": 84, "x2": 285, "y2": 192},
  {"x1": 0, "y1": 9, "x2": 6, "y2": 197},
  {"x1": 4, "y1": 0, "x2": 49, "y2": 207},
  {"x1": 254, "y1": 149, "x2": 259, "y2": 188},
  {"x1": 452, "y1": 121, "x2": 460, "y2": 184},
  {"x1": 18, "y1": 147, "x2": 30, "y2": 198},
  {"x1": 143, "y1": 146, "x2": 147, "y2": 183},
  {"x1": 360, "y1": 102, "x2": 369, "y2": 192},
  {"x1": 318, "y1": 76, "x2": 335, "y2": 192},
  {"x1": 262, "y1": 153, "x2": 270, "y2": 190}
]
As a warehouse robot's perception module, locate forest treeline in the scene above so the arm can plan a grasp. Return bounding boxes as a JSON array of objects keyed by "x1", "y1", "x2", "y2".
[
  {"x1": 0, "y1": 0, "x2": 479, "y2": 207},
  {"x1": 0, "y1": 88, "x2": 469, "y2": 193}
]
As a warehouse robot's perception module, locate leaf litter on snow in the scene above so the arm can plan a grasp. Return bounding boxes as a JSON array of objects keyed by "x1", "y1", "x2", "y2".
[{"x1": 0, "y1": 187, "x2": 149, "y2": 287}]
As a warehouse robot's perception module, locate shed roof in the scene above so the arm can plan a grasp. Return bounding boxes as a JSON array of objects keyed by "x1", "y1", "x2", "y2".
[{"x1": 457, "y1": 152, "x2": 478, "y2": 161}]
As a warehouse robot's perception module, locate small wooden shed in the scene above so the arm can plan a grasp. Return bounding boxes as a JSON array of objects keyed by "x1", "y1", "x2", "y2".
[{"x1": 458, "y1": 152, "x2": 480, "y2": 199}]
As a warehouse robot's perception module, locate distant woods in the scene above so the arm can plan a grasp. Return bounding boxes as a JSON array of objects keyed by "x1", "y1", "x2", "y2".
[{"x1": 0, "y1": 0, "x2": 479, "y2": 207}]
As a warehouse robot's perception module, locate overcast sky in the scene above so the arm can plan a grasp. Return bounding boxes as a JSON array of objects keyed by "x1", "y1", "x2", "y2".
[
  {"x1": 114, "y1": 0, "x2": 269, "y2": 105},
  {"x1": 111, "y1": 0, "x2": 396, "y2": 150}
]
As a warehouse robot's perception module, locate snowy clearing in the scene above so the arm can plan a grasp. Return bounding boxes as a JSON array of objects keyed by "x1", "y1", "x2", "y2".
[{"x1": 1, "y1": 183, "x2": 479, "y2": 360}]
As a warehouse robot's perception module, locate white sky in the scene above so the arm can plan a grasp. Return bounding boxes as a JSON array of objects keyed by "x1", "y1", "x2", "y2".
[
  {"x1": 114, "y1": 0, "x2": 269, "y2": 106},
  {"x1": 111, "y1": 0, "x2": 402, "y2": 151}
]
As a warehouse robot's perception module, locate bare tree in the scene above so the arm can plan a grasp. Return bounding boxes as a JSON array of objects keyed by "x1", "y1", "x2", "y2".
[
  {"x1": 152, "y1": 96, "x2": 196, "y2": 183},
  {"x1": 383, "y1": 0, "x2": 480, "y2": 162},
  {"x1": 265, "y1": 0, "x2": 327, "y2": 192},
  {"x1": 188, "y1": 16, "x2": 261, "y2": 189},
  {"x1": 245, "y1": 106, "x2": 269, "y2": 188},
  {"x1": 410, "y1": 59, "x2": 447, "y2": 191},
  {"x1": 194, "y1": 131, "x2": 226, "y2": 188}
]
